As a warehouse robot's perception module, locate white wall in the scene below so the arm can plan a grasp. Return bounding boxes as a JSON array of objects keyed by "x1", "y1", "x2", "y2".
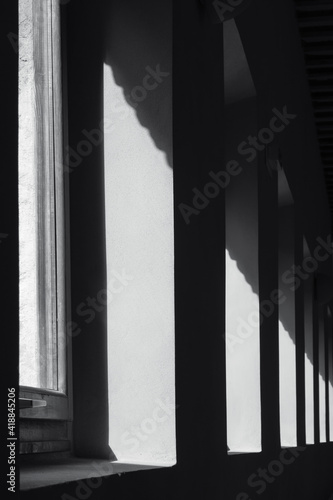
[{"x1": 103, "y1": 63, "x2": 175, "y2": 465}]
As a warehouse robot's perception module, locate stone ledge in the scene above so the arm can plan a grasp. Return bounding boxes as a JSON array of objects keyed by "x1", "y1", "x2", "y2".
[{"x1": 20, "y1": 456, "x2": 169, "y2": 491}]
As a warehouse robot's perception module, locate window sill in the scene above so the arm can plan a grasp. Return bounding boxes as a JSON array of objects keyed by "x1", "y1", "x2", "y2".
[{"x1": 20, "y1": 454, "x2": 170, "y2": 491}]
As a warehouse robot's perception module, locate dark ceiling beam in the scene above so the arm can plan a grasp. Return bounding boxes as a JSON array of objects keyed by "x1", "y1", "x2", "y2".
[
  {"x1": 317, "y1": 125, "x2": 333, "y2": 132},
  {"x1": 298, "y1": 18, "x2": 333, "y2": 28},
  {"x1": 314, "y1": 106, "x2": 333, "y2": 112},
  {"x1": 308, "y1": 75, "x2": 333, "y2": 82},
  {"x1": 294, "y1": 0, "x2": 333, "y2": 216},
  {"x1": 314, "y1": 117, "x2": 333, "y2": 123},
  {"x1": 295, "y1": 2, "x2": 333, "y2": 13},
  {"x1": 309, "y1": 84, "x2": 333, "y2": 91},
  {"x1": 303, "y1": 47, "x2": 333, "y2": 56},
  {"x1": 306, "y1": 61, "x2": 333, "y2": 70},
  {"x1": 312, "y1": 97, "x2": 333, "y2": 104},
  {"x1": 301, "y1": 35, "x2": 333, "y2": 43}
]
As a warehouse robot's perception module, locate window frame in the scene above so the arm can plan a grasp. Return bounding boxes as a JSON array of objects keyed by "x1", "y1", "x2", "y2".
[{"x1": 19, "y1": 0, "x2": 72, "y2": 452}]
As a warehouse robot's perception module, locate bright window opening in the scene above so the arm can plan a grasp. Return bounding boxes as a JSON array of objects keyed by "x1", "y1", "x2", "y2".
[
  {"x1": 224, "y1": 18, "x2": 260, "y2": 455},
  {"x1": 328, "y1": 307, "x2": 333, "y2": 442},
  {"x1": 103, "y1": 62, "x2": 175, "y2": 465},
  {"x1": 304, "y1": 237, "x2": 315, "y2": 444},
  {"x1": 224, "y1": 104, "x2": 261, "y2": 453},
  {"x1": 19, "y1": 0, "x2": 66, "y2": 393},
  {"x1": 278, "y1": 168, "x2": 297, "y2": 447},
  {"x1": 318, "y1": 304, "x2": 327, "y2": 442}
]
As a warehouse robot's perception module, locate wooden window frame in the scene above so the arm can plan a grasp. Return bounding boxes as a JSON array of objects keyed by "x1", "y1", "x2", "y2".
[{"x1": 19, "y1": 0, "x2": 72, "y2": 453}]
